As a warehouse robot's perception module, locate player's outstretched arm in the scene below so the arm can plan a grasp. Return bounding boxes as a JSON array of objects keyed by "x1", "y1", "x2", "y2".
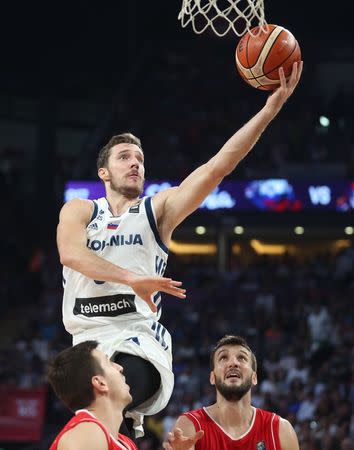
[
  {"x1": 154, "y1": 62, "x2": 303, "y2": 241},
  {"x1": 57, "y1": 198, "x2": 186, "y2": 312},
  {"x1": 163, "y1": 416, "x2": 204, "y2": 450},
  {"x1": 279, "y1": 418, "x2": 300, "y2": 450}
]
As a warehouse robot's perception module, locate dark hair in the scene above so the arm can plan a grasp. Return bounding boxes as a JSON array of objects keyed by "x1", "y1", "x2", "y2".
[
  {"x1": 210, "y1": 335, "x2": 257, "y2": 371},
  {"x1": 96, "y1": 133, "x2": 143, "y2": 171},
  {"x1": 47, "y1": 340, "x2": 104, "y2": 411}
]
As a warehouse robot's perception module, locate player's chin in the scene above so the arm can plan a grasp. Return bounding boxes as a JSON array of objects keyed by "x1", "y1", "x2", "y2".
[
  {"x1": 225, "y1": 377, "x2": 242, "y2": 385},
  {"x1": 121, "y1": 184, "x2": 143, "y2": 198},
  {"x1": 125, "y1": 390, "x2": 133, "y2": 405}
]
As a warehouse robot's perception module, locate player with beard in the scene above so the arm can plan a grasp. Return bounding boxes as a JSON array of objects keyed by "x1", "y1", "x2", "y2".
[
  {"x1": 163, "y1": 335, "x2": 300, "y2": 450},
  {"x1": 57, "y1": 62, "x2": 302, "y2": 439}
]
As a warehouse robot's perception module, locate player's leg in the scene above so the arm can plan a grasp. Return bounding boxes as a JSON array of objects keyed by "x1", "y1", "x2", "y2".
[
  {"x1": 113, "y1": 352, "x2": 161, "y2": 409},
  {"x1": 113, "y1": 352, "x2": 161, "y2": 439}
]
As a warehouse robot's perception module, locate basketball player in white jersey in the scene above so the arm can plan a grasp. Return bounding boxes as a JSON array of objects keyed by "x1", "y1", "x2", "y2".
[{"x1": 57, "y1": 62, "x2": 303, "y2": 437}]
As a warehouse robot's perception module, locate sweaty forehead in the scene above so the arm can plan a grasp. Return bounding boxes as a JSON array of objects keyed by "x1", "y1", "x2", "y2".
[
  {"x1": 216, "y1": 345, "x2": 250, "y2": 357},
  {"x1": 111, "y1": 143, "x2": 143, "y2": 155}
]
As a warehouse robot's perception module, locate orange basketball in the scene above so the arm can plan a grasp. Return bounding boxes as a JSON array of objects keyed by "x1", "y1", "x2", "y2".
[{"x1": 235, "y1": 24, "x2": 301, "y2": 90}]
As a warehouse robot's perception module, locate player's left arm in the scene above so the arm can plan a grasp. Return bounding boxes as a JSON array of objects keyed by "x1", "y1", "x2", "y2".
[
  {"x1": 278, "y1": 418, "x2": 300, "y2": 450},
  {"x1": 163, "y1": 415, "x2": 204, "y2": 450},
  {"x1": 153, "y1": 62, "x2": 303, "y2": 242}
]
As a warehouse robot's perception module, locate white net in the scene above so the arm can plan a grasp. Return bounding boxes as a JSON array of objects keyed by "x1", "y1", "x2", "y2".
[{"x1": 178, "y1": 0, "x2": 266, "y2": 37}]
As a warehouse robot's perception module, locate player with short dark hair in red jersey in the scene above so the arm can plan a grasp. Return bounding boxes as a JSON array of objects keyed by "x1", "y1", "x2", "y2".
[
  {"x1": 48, "y1": 340, "x2": 137, "y2": 450},
  {"x1": 163, "y1": 335, "x2": 299, "y2": 450}
]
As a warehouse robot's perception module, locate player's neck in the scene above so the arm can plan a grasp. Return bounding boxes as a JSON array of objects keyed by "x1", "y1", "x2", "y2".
[
  {"x1": 86, "y1": 401, "x2": 124, "y2": 438},
  {"x1": 208, "y1": 394, "x2": 254, "y2": 431},
  {"x1": 105, "y1": 192, "x2": 140, "y2": 216}
]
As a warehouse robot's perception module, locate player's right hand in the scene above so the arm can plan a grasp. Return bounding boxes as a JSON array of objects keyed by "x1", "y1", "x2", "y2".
[
  {"x1": 128, "y1": 274, "x2": 186, "y2": 312},
  {"x1": 163, "y1": 428, "x2": 204, "y2": 450},
  {"x1": 265, "y1": 60, "x2": 303, "y2": 114}
]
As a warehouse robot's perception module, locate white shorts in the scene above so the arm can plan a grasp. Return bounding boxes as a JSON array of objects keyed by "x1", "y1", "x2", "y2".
[{"x1": 72, "y1": 318, "x2": 174, "y2": 436}]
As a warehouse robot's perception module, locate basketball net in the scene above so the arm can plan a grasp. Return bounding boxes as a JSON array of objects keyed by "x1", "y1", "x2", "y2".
[{"x1": 178, "y1": 0, "x2": 266, "y2": 37}]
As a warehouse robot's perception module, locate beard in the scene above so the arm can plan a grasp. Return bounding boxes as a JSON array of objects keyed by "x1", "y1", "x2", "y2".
[
  {"x1": 109, "y1": 177, "x2": 144, "y2": 199},
  {"x1": 214, "y1": 374, "x2": 253, "y2": 402}
]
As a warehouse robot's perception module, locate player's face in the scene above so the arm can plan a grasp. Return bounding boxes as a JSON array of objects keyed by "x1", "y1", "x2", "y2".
[
  {"x1": 93, "y1": 350, "x2": 132, "y2": 406},
  {"x1": 100, "y1": 143, "x2": 145, "y2": 199},
  {"x1": 211, "y1": 345, "x2": 257, "y2": 402}
]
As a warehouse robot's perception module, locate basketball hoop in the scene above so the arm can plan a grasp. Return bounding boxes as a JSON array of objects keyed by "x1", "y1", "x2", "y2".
[{"x1": 178, "y1": 0, "x2": 266, "y2": 37}]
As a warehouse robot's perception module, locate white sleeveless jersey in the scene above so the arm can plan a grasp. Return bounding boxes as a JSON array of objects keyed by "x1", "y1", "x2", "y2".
[{"x1": 62, "y1": 196, "x2": 169, "y2": 336}]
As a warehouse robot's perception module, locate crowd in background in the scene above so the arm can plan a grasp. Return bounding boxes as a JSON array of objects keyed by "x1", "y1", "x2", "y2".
[{"x1": 0, "y1": 237, "x2": 353, "y2": 449}]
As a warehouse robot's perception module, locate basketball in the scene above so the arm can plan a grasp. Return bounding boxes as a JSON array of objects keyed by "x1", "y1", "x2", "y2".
[{"x1": 235, "y1": 25, "x2": 301, "y2": 90}]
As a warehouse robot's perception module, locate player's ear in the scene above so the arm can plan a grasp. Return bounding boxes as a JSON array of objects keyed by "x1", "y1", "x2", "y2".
[
  {"x1": 252, "y1": 371, "x2": 258, "y2": 386},
  {"x1": 92, "y1": 375, "x2": 108, "y2": 393},
  {"x1": 210, "y1": 371, "x2": 215, "y2": 386},
  {"x1": 98, "y1": 167, "x2": 110, "y2": 181}
]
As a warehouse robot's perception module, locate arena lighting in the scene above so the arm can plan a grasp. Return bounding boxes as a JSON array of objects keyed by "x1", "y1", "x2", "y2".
[
  {"x1": 169, "y1": 240, "x2": 217, "y2": 255},
  {"x1": 332, "y1": 240, "x2": 351, "y2": 251},
  {"x1": 234, "y1": 226, "x2": 244, "y2": 235},
  {"x1": 319, "y1": 115, "x2": 330, "y2": 127},
  {"x1": 294, "y1": 226, "x2": 304, "y2": 235},
  {"x1": 344, "y1": 226, "x2": 354, "y2": 235},
  {"x1": 231, "y1": 244, "x2": 241, "y2": 254},
  {"x1": 250, "y1": 240, "x2": 292, "y2": 255},
  {"x1": 195, "y1": 226, "x2": 206, "y2": 235}
]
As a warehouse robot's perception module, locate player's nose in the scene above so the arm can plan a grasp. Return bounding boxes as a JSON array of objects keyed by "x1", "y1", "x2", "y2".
[
  {"x1": 130, "y1": 157, "x2": 140, "y2": 167},
  {"x1": 113, "y1": 362, "x2": 124, "y2": 373},
  {"x1": 228, "y1": 356, "x2": 240, "y2": 367}
]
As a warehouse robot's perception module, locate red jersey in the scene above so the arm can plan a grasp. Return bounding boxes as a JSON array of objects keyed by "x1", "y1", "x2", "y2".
[
  {"x1": 182, "y1": 407, "x2": 281, "y2": 450},
  {"x1": 50, "y1": 410, "x2": 137, "y2": 450}
]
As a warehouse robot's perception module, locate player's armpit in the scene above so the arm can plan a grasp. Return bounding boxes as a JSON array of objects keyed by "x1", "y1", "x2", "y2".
[
  {"x1": 57, "y1": 422, "x2": 109, "y2": 450},
  {"x1": 278, "y1": 418, "x2": 300, "y2": 450}
]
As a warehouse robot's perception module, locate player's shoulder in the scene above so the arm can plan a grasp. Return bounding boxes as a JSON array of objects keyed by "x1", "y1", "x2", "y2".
[
  {"x1": 118, "y1": 433, "x2": 138, "y2": 450},
  {"x1": 152, "y1": 187, "x2": 178, "y2": 205},
  {"x1": 182, "y1": 407, "x2": 206, "y2": 420},
  {"x1": 57, "y1": 420, "x2": 108, "y2": 450},
  {"x1": 180, "y1": 408, "x2": 208, "y2": 428},
  {"x1": 255, "y1": 407, "x2": 279, "y2": 421},
  {"x1": 151, "y1": 186, "x2": 179, "y2": 219},
  {"x1": 278, "y1": 417, "x2": 299, "y2": 450},
  {"x1": 174, "y1": 412, "x2": 201, "y2": 438},
  {"x1": 59, "y1": 198, "x2": 98, "y2": 223},
  {"x1": 278, "y1": 417, "x2": 297, "y2": 437},
  {"x1": 61, "y1": 197, "x2": 94, "y2": 212}
]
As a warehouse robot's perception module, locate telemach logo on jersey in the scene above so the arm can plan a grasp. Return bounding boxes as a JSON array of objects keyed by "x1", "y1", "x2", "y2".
[
  {"x1": 73, "y1": 294, "x2": 137, "y2": 317},
  {"x1": 256, "y1": 441, "x2": 266, "y2": 450}
]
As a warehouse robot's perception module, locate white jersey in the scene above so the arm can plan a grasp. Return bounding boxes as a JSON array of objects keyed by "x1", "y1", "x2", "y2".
[
  {"x1": 62, "y1": 196, "x2": 173, "y2": 433},
  {"x1": 62, "y1": 196, "x2": 168, "y2": 336}
]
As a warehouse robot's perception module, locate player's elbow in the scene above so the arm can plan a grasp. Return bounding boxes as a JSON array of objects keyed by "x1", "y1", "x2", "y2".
[{"x1": 59, "y1": 249, "x2": 77, "y2": 268}]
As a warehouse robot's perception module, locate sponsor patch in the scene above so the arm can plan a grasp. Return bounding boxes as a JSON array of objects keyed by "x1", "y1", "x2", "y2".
[
  {"x1": 129, "y1": 203, "x2": 140, "y2": 213},
  {"x1": 74, "y1": 294, "x2": 136, "y2": 317}
]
